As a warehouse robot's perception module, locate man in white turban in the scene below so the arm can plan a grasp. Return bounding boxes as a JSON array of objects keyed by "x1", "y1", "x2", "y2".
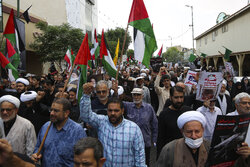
[
  {"x1": 215, "y1": 79, "x2": 233, "y2": 115},
  {"x1": 157, "y1": 111, "x2": 250, "y2": 167},
  {"x1": 19, "y1": 91, "x2": 50, "y2": 135},
  {"x1": 0, "y1": 95, "x2": 36, "y2": 157},
  {"x1": 16, "y1": 78, "x2": 29, "y2": 96}
]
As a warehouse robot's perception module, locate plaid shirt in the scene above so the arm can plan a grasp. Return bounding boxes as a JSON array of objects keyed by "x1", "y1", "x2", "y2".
[{"x1": 80, "y1": 94, "x2": 146, "y2": 167}]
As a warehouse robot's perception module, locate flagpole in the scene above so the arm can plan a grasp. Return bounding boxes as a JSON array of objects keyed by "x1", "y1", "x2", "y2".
[
  {"x1": 61, "y1": 63, "x2": 76, "y2": 94},
  {"x1": 218, "y1": 51, "x2": 226, "y2": 66},
  {"x1": 116, "y1": 23, "x2": 129, "y2": 80}
]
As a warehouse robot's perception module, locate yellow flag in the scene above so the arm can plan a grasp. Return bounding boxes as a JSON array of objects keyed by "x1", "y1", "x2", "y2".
[{"x1": 113, "y1": 39, "x2": 119, "y2": 66}]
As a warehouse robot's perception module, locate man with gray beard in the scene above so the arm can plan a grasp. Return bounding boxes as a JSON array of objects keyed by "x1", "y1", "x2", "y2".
[
  {"x1": 0, "y1": 95, "x2": 36, "y2": 157},
  {"x1": 123, "y1": 88, "x2": 158, "y2": 166}
]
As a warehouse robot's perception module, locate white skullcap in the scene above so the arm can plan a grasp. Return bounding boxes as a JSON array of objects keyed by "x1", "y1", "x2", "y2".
[
  {"x1": 20, "y1": 91, "x2": 38, "y2": 102},
  {"x1": 136, "y1": 76, "x2": 144, "y2": 80},
  {"x1": 0, "y1": 95, "x2": 20, "y2": 108},
  {"x1": 177, "y1": 111, "x2": 206, "y2": 129},
  {"x1": 222, "y1": 79, "x2": 227, "y2": 86},
  {"x1": 16, "y1": 78, "x2": 29, "y2": 86},
  {"x1": 110, "y1": 86, "x2": 124, "y2": 96},
  {"x1": 140, "y1": 73, "x2": 147, "y2": 77}
]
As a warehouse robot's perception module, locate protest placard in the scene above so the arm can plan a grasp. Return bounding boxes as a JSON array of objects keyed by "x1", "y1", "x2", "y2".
[{"x1": 196, "y1": 71, "x2": 223, "y2": 101}]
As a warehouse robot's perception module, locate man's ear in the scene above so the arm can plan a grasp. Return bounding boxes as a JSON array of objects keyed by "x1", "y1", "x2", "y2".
[
  {"x1": 98, "y1": 157, "x2": 106, "y2": 167},
  {"x1": 65, "y1": 110, "x2": 70, "y2": 117},
  {"x1": 121, "y1": 108, "x2": 124, "y2": 115}
]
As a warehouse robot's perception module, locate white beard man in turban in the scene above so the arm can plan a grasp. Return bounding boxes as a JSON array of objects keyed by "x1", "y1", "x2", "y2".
[{"x1": 157, "y1": 111, "x2": 250, "y2": 167}]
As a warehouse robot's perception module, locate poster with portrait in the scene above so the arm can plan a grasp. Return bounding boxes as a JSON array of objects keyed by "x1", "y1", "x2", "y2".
[
  {"x1": 184, "y1": 70, "x2": 197, "y2": 88},
  {"x1": 225, "y1": 62, "x2": 235, "y2": 77},
  {"x1": 196, "y1": 71, "x2": 223, "y2": 101},
  {"x1": 206, "y1": 114, "x2": 250, "y2": 167},
  {"x1": 165, "y1": 62, "x2": 173, "y2": 70}
]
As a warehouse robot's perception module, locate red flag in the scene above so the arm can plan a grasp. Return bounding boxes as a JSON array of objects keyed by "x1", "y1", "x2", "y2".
[
  {"x1": 74, "y1": 34, "x2": 91, "y2": 65},
  {"x1": 99, "y1": 29, "x2": 108, "y2": 59},
  {"x1": 0, "y1": 52, "x2": 10, "y2": 68},
  {"x1": 128, "y1": 0, "x2": 149, "y2": 23},
  {"x1": 157, "y1": 45, "x2": 163, "y2": 57},
  {"x1": 6, "y1": 38, "x2": 16, "y2": 58},
  {"x1": 3, "y1": 9, "x2": 15, "y2": 35}
]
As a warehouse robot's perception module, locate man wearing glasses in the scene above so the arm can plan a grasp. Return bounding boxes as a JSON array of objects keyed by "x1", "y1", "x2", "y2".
[
  {"x1": 31, "y1": 98, "x2": 86, "y2": 167},
  {"x1": 227, "y1": 92, "x2": 250, "y2": 145},
  {"x1": 0, "y1": 95, "x2": 36, "y2": 157}
]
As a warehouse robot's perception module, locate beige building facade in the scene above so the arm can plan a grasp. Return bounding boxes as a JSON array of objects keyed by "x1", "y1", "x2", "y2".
[{"x1": 195, "y1": 4, "x2": 250, "y2": 76}]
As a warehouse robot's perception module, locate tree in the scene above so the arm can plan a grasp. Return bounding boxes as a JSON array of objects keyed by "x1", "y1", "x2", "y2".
[
  {"x1": 162, "y1": 47, "x2": 184, "y2": 64},
  {"x1": 127, "y1": 49, "x2": 134, "y2": 58},
  {"x1": 99, "y1": 27, "x2": 132, "y2": 58},
  {"x1": 30, "y1": 22, "x2": 85, "y2": 69}
]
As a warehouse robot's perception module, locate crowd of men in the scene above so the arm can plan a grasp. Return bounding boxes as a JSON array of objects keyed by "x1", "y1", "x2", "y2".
[{"x1": 0, "y1": 63, "x2": 249, "y2": 167}]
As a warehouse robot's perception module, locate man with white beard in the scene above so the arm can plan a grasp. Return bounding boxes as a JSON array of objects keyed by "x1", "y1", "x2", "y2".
[
  {"x1": 123, "y1": 88, "x2": 158, "y2": 166},
  {"x1": 0, "y1": 95, "x2": 36, "y2": 157},
  {"x1": 215, "y1": 80, "x2": 233, "y2": 115}
]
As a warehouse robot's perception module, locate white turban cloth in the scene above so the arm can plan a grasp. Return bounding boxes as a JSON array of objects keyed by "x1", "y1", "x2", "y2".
[
  {"x1": 20, "y1": 91, "x2": 38, "y2": 102},
  {"x1": 110, "y1": 86, "x2": 124, "y2": 96},
  {"x1": 0, "y1": 95, "x2": 20, "y2": 108},
  {"x1": 16, "y1": 78, "x2": 29, "y2": 86},
  {"x1": 177, "y1": 111, "x2": 206, "y2": 129}
]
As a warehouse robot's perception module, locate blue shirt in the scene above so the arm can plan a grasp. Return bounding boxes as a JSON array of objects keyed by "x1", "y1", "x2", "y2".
[
  {"x1": 34, "y1": 119, "x2": 86, "y2": 167},
  {"x1": 124, "y1": 102, "x2": 158, "y2": 147},
  {"x1": 80, "y1": 94, "x2": 146, "y2": 167}
]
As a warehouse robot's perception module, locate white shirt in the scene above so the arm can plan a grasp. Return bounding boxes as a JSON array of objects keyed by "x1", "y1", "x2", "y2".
[
  {"x1": 227, "y1": 110, "x2": 250, "y2": 145},
  {"x1": 197, "y1": 106, "x2": 222, "y2": 141}
]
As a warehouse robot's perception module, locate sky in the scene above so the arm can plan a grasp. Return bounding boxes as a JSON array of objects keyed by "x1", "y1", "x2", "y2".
[{"x1": 98, "y1": 0, "x2": 248, "y2": 53}]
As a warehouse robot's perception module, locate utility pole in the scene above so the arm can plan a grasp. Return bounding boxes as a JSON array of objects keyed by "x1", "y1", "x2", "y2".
[
  {"x1": 186, "y1": 5, "x2": 194, "y2": 54},
  {"x1": 168, "y1": 36, "x2": 172, "y2": 47},
  {"x1": 17, "y1": 0, "x2": 20, "y2": 17}
]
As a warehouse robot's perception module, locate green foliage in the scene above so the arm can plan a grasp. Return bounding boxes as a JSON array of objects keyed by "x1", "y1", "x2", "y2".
[
  {"x1": 101, "y1": 27, "x2": 132, "y2": 58},
  {"x1": 162, "y1": 47, "x2": 184, "y2": 64},
  {"x1": 30, "y1": 22, "x2": 85, "y2": 63},
  {"x1": 127, "y1": 49, "x2": 134, "y2": 58}
]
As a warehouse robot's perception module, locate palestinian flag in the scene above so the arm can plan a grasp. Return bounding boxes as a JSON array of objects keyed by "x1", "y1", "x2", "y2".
[
  {"x1": 113, "y1": 38, "x2": 120, "y2": 66},
  {"x1": 156, "y1": 45, "x2": 163, "y2": 57},
  {"x1": 0, "y1": 52, "x2": 19, "y2": 80},
  {"x1": 90, "y1": 29, "x2": 100, "y2": 67},
  {"x1": 64, "y1": 46, "x2": 75, "y2": 72},
  {"x1": 100, "y1": 29, "x2": 117, "y2": 78},
  {"x1": 128, "y1": 0, "x2": 157, "y2": 68},
  {"x1": 74, "y1": 33, "x2": 91, "y2": 102},
  {"x1": 3, "y1": 9, "x2": 25, "y2": 68}
]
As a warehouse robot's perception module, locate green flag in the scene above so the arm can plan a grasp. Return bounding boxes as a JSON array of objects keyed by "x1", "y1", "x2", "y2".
[
  {"x1": 224, "y1": 47, "x2": 232, "y2": 61},
  {"x1": 189, "y1": 54, "x2": 196, "y2": 62},
  {"x1": 201, "y1": 53, "x2": 207, "y2": 58}
]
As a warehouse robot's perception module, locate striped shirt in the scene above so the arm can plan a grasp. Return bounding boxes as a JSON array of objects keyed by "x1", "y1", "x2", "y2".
[{"x1": 80, "y1": 94, "x2": 146, "y2": 167}]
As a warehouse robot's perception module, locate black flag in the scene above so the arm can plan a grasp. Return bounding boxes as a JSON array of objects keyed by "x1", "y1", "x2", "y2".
[{"x1": 23, "y1": 5, "x2": 32, "y2": 23}]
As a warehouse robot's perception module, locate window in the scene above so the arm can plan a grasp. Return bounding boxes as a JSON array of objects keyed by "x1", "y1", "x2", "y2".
[
  {"x1": 214, "y1": 30, "x2": 218, "y2": 36},
  {"x1": 85, "y1": 0, "x2": 93, "y2": 32},
  {"x1": 205, "y1": 36, "x2": 207, "y2": 45},
  {"x1": 222, "y1": 25, "x2": 228, "y2": 33},
  {"x1": 212, "y1": 32, "x2": 215, "y2": 41}
]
